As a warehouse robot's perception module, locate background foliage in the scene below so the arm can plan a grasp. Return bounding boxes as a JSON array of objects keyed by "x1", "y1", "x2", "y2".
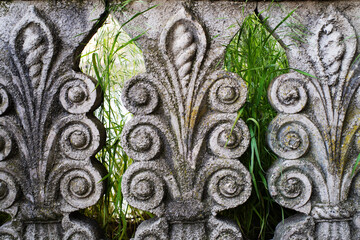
[
  {"x1": 223, "y1": 11, "x2": 294, "y2": 240},
  {"x1": 80, "y1": 14, "x2": 148, "y2": 239}
]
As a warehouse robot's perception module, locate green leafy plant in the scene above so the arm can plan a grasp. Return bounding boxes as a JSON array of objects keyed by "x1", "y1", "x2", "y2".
[
  {"x1": 223, "y1": 11, "x2": 295, "y2": 240},
  {"x1": 80, "y1": 12, "x2": 149, "y2": 239}
]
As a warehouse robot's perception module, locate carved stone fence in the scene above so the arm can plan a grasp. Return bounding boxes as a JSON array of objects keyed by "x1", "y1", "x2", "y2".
[{"x1": 1, "y1": 0, "x2": 360, "y2": 239}]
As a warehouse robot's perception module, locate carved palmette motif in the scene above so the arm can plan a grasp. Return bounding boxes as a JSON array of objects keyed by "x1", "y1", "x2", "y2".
[
  {"x1": 121, "y1": 7, "x2": 251, "y2": 239},
  {"x1": 0, "y1": 6, "x2": 105, "y2": 239},
  {"x1": 267, "y1": 6, "x2": 360, "y2": 240}
]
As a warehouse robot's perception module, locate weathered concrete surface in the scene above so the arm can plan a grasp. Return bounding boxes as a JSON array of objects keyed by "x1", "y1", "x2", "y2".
[
  {"x1": 114, "y1": 1, "x2": 255, "y2": 239},
  {"x1": 259, "y1": 1, "x2": 360, "y2": 239},
  {"x1": 0, "y1": 1, "x2": 107, "y2": 239}
]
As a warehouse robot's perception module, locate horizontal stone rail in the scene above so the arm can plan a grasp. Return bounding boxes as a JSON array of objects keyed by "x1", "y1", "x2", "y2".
[{"x1": 1, "y1": 0, "x2": 360, "y2": 239}]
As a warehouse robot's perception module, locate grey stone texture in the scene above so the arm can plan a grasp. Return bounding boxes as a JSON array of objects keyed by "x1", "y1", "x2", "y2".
[
  {"x1": 115, "y1": 1, "x2": 256, "y2": 239},
  {"x1": 0, "y1": 1, "x2": 107, "y2": 239},
  {"x1": 259, "y1": 1, "x2": 360, "y2": 239}
]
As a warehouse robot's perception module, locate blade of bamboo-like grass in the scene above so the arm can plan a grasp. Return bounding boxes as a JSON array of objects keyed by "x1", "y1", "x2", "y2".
[
  {"x1": 223, "y1": 8, "x2": 297, "y2": 239},
  {"x1": 80, "y1": 7, "x2": 148, "y2": 238}
]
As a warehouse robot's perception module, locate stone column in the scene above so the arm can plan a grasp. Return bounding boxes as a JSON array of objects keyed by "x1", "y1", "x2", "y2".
[
  {"x1": 0, "y1": 1, "x2": 107, "y2": 239},
  {"x1": 260, "y1": 2, "x2": 360, "y2": 239},
  {"x1": 115, "y1": 1, "x2": 255, "y2": 239}
]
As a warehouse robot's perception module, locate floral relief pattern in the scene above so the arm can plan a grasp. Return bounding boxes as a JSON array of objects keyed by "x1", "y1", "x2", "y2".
[
  {"x1": 0, "y1": 6, "x2": 106, "y2": 239},
  {"x1": 267, "y1": 6, "x2": 360, "y2": 240},
  {"x1": 121, "y1": 6, "x2": 251, "y2": 240}
]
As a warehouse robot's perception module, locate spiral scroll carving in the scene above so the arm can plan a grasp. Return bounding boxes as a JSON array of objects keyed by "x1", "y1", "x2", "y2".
[
  {"x1": 60, "y1": 167, "x2": 104, "y2": 209},
  {"x1": 268, "y1": 73, "x2": 308, "y2": 114},
  {"x1": 133, "y1": 218, "x2": 169, "y2": 240},
  {"x1": 121, "y1": 117, "x2": 164, "y2": 161},
  {"x1": 208, "y1": 217, "x2": 243, "y2": 240},
  {"x1": 194, "y1": 158, "x2": 251, "y2": 215},
  {"x1": 0, "y1": 224, "x2": 18, "y2": 240},
  {"x1": 268, "y1": 165, "x2": 312, "y2": 213},
  {"x1": 0, "y1": 128, "x2": 12, "y2": 161},
  {"x1": 210, "y1": 229, "x2": 240, "y2": 240},
  {"x1": 60, "y1": 73, "x2": 100, "y2": 114},
  {"x1": 59, "y1": 119, "x2": 101, "y2": 160},
  {"x1": 273, "y1": 215, "x2": 315, "y2": 240},
  {"x1": 122, "y1": 74, "x2": 159, "y2": 115},
  {"x1": 62, "y1": 215, "x2": 101, "y2": 240},
  {"x1": 0, "y1": 86, "x2": 10, "y2": 116},
  {"x1": 208, "y1": 168, "x2": 251, "y2": 209},
  {"x1": 209, "y1": 71, "x2": 247, "y2": 113},
  {"x1": 0, "y1": 171, "x2": 17, "y2": 210},
  {"x1": 122, "y1": 166, "x2": 165, "y2": 212},
  {"x1": 267, "y1": 116, "x2": 310, "y2": 160},
  {"x1": 64, "y1": 229, "x2": 95, "y2": 240},
  {"x1": 209, "y1": 119, "x2": 250, "y2": 159},
  {"x1": 0, "y1": 232, "x2": 16, "y2": 240}
]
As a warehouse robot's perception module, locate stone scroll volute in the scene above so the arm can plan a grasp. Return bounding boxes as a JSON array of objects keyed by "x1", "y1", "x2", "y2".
[
  {"x1": 259, "y1": 2, "x2": 360, "y2": 239},
  {"x1": 0, "y1": 1, "x2": 107, "y2": 239},
  {"x1": 115, "y1": 1, "x2": 256, "y2": 239}
]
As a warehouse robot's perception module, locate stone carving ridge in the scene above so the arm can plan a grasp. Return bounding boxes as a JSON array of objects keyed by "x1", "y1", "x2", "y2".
[{"x1": 121, "y1": 6, "x2": 251, "y2": 239}]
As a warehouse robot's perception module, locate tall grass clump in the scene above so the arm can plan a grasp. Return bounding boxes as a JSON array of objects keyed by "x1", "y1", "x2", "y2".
[
  {"x1": 80, "y1": 13, "x2": 147, "y2": 239},
  {"x1": 224, "y1": 11, "x2": 294, "y2": 239}
]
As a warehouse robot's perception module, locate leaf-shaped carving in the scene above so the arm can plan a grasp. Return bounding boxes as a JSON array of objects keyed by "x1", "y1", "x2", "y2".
[
  {"x1": 160, "y1": 7, "x2": 206, "y2": 101},
  {"x1": 171, "y1": 23, "x2": 197, "y2": 96},
  {"x1": 319, "y1": 22, "x2": 345, "y2": 86},
  {"x1": 22, "y1": 24, "x2": 47, "y2": 88},
  {"x1": 308, "y1": 8, "x2": 356, "y2": 87},
  {"x1": 10, "y1": 6, "x2": 54, "y2": 92},
  {"x1": 8, "y1": 7, "x2": 56, "y2": 173}
]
